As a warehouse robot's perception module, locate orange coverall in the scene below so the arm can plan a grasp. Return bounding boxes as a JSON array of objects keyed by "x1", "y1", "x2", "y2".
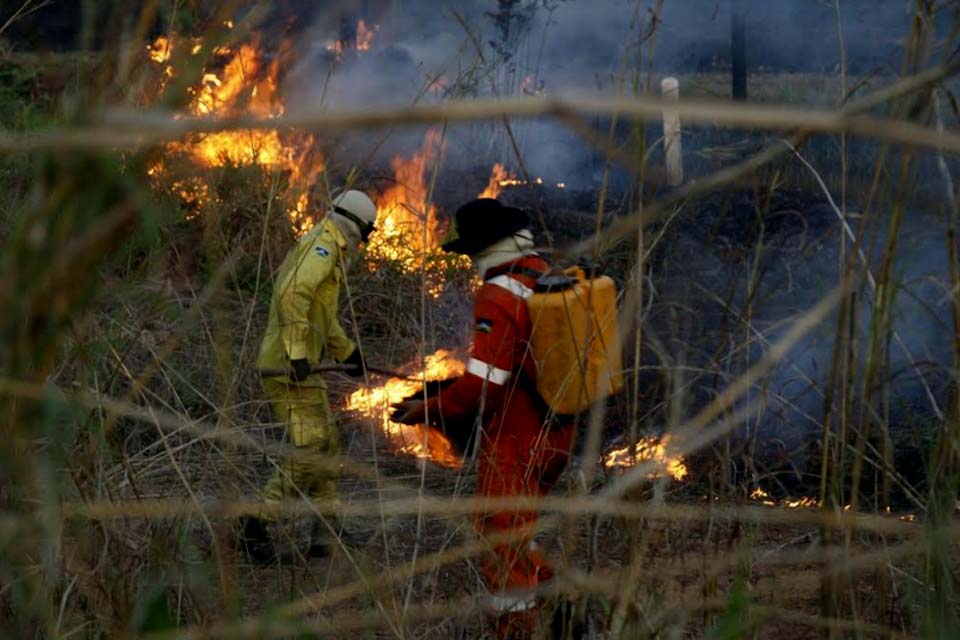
[{"x1": 422, "y1": 253, "x2": 575, "y2": 629}]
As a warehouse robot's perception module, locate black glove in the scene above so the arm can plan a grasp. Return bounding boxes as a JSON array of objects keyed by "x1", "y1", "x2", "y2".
[
  {"x1": 342, "y1": 348, "x2": 366, "y2": 378},
  {"x1": 390, "y1": 400, "x2": 427, "y2": 425},
  {"x1": 289, "y1": 358, "x2": 312, "y2": 383}
]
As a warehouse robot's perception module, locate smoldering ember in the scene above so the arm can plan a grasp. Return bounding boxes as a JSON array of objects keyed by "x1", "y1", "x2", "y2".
[{"x1": 2, "y1": 1, "x2": 960, "y2": 638}]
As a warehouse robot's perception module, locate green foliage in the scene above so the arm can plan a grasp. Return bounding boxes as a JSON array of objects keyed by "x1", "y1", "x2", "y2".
[
  {"x1": 708, "y1": 567, "x2": 754, "y2": 640},
  {"x1": 131, "y1": 587, "x2": 177, "y2": 635},
  {"x1": 0, "y1": 60, "x2": 55, "y2": 131}
]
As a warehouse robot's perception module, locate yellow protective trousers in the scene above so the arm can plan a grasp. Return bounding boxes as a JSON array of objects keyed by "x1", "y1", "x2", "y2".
[{"x1": 260, "y1": 378, "x2": 340, "y2": 516}]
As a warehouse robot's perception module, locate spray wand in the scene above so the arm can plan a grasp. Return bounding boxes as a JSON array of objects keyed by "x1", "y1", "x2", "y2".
[{"x1": 258, "y1": 364, "x2": 421, "y2": 381}]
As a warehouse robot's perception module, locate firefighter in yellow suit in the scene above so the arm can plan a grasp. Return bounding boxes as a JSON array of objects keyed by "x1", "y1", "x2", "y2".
[{"x1": 240, "y1": 190, "x2": 378, "y2": 563}]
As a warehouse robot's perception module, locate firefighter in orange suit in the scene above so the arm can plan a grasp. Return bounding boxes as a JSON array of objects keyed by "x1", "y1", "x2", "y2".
[
  {"x1": 392, "y1": 199, "x2": 578, "y2": 638},
  {"x1": 239, "y1": 189, "x2": 377, "y2": 563}
]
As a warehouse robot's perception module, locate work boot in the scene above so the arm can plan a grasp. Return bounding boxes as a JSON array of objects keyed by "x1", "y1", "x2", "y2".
[{"x1": 237, "y1": 516, "x2": 276, "y2": 565}]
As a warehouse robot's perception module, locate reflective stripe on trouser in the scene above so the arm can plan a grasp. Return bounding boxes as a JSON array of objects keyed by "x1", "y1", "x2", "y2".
[
  {"x1": 259, "y1": 378, "x2": 339, "y2": 519},
  {"x1": 488, "y1": 590, "x2": 537, "y2": 613}
]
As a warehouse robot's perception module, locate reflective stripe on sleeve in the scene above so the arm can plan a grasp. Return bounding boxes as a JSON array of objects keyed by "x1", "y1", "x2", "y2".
[
  {"x1": 487, "y1": 274, "x2": 534, "y2": 300},
  {"x1": 466, "y1": 357, "x2": 512, "y2": 386}
]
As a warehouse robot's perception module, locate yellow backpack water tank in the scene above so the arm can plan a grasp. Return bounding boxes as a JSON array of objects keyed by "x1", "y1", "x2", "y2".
[{"x1": 527, "y1": 268, "x2": 624, "y2": 415}]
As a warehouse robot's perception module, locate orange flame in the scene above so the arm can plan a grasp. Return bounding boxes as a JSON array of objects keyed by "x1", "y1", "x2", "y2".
[
  {"x1": 478, "y1": 163, "x2": 514, "y2": 199},
  {"x1": 498, "y1": 176, "x2": 550, "y2": 188},
  {"x1": 356, "y1": 19, "x2": 379, "y2": 51},
  {"x1": 368, "y1": 129, "x2": 443, "y2": 267},
  {"x1": 750, "y1": 487, "x2": 821, "y2": 509},
  {"x1": 326, "y1": 19, "x2": 379, "y2": 61},
  {"x1": 148, "y1": 36, "x2": 174, "y2": 64},
  {"x1": 326, "y1": 40, "x2": 344, "y2": 60},
  {"x1": 750, "y1": 487, "x2": 777, "y2": 507},
  {"x1": 496, "y1": 175, "x2": 567, "y2": 190},
  {"x1": 147, "y1": 36, "x2": 176, "y2": 83},
  {"x1": 784, "y1": 496, "x2": 819, "y2": 509},
  {"x1": 147, "y1": 35, "x2": 323, "y2": 231},
  {"x1": 603, "y1": 435, "x2": 688, "y2": 481},
  {"x1": 346, "y1": 349, "x2": 465, "y2": 467},
  {"x1": 365, "y1": 130, "x2": 468, "y2": 294}
]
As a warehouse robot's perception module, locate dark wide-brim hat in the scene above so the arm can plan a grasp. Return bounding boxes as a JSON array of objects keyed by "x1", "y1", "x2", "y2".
[{"x1": 442, "y1": 198, "x2": 529, "y2": 255}]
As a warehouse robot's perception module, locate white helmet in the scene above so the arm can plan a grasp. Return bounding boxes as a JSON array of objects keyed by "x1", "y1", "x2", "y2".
[{"x1": 332, "y1": 190, "x2": 378, "y2": 242}]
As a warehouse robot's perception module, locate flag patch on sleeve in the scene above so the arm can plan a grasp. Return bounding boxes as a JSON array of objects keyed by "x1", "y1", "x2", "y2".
[{"x1": 476, "y1": 318, "x2": 494, "y2": 334}]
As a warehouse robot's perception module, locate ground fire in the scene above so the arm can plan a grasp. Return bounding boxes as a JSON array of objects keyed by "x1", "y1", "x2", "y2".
[
  {"x1": 138, "y1": 6, "x2": 927, "y2": 524},
  {"x1": 750, "y1": 487, "x2": 819, "y2": 509},
  {"x1": 602, "y1": 435, "x2": 689, "y2": 481},
  {"x1": 346, "y1": 349, "x2": 465, "y2": 468},
  {"x1": 497, "y1": 174, "x2": 567, "y2": 190},
  {"x1": 349, "y1": 348, "x2": 693, "y2": 477},
  {"x1": 145, "y1": 25, "x2": 691, "y2": 482}
]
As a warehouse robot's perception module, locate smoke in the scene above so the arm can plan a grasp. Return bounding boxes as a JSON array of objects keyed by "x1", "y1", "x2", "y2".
[
  {"x1": 288, "y1": 0, "x2": 941, "y2": 103},
  {"x1": 280, "y1": 0, "x2": 949, "y2": 186},
  {"x1": 653, "y1": 191, "x2": 955, "y2": 476},
  {"x1": 539, "y1": 0, "x2": 929, "y2": 78},
  {"x1": 277, "y1": 2, "x2": 956, "y2": 470}
]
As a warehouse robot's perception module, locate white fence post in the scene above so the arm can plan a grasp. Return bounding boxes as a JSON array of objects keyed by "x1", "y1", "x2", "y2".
[{"x1": 661, "y1": 76, "x2": 684, "y2": 188}]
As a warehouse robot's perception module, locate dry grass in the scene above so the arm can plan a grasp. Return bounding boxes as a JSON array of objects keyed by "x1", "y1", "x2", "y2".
[{"x1": 1, "y1": 1, "x2": 959, "y2": 638}]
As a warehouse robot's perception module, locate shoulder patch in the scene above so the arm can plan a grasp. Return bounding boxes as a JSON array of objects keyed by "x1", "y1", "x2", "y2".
[
  {"x1": 314, "y1": 246, "x2": 331, "y2": 258},
  {"x1": 476, "y1": 318, "x2": 494, "y2": 334}
]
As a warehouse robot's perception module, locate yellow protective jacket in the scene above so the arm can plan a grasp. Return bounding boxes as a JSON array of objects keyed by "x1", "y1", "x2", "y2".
[{"x1": 257, "y1": 218, "x2": 356, "y2": 385}]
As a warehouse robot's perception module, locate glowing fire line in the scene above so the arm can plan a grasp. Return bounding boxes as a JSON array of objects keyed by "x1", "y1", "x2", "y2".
[
  {"x1": 346, "y1": 349, "x2": 464, "y2": 467},
  {"x1": 603, "y1": 435, "x2": 688, "y2": 481},
  {"x1": 750, "y1": 487, "x2": 830, "y2": 510}
]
